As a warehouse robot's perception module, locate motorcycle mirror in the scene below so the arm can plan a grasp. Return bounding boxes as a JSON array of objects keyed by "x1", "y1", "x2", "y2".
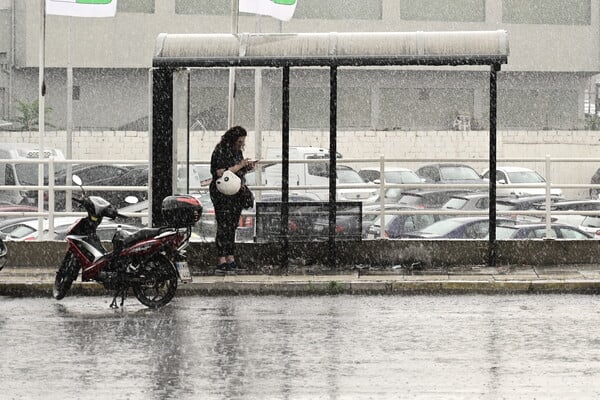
[
  {"x1": 72, "y1": 175, "x2": 83, "y2": 186},
  {"x1": 124, "y1": 196, "x2": 139, "y2": 205}
]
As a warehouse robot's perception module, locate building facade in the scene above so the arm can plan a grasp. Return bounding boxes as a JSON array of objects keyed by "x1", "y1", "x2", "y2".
[{"x1": 0, "y1": 0, "x2": 598, "y2": 131}]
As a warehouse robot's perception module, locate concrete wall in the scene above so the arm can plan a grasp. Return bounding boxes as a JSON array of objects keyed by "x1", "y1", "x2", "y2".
[
  {"x1": 6, "y1": 239, "x2": 600, "y2": 270},
  {"x1": 1, "y1": 129, "x2": 599, "y2": 198}
]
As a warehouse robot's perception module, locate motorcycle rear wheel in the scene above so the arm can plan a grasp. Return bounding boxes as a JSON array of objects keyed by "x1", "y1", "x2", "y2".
[
  {"x1": 132, "y1": 254, "x2": 178, "y2": 308},
  {"x1": 53, "y1": 251, "x2": 81, "y2": 300}
]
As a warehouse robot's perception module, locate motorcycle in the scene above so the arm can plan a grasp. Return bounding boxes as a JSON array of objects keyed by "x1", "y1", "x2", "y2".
[
  {"x1": 0, "y1": 233, "x2": 7, "y2": 271},
  {"x1": 53, "y1": 175, "x2": 201, "y2": 308}
]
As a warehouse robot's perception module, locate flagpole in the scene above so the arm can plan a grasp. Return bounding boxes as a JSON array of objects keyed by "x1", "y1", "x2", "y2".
[
  {"x1": 38, "y1": 0, "x2": 46, "y2": 238},
  {"x1": 227, "y1": 0, "x2": 239, "y2": 127},
  {"x1": 66, "y1": 16, "x2": 73, "y2": 212}
]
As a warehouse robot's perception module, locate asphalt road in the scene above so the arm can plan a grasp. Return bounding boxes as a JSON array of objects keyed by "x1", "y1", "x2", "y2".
[{"x1": 2, "y1": 294, "x2": 600, "y2": 399}]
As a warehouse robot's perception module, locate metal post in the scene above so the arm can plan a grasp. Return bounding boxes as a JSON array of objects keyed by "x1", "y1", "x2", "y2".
[
  {"x1": 328, "y1": 66, "x2": 338, "y2": 269},
  {"x1": 280, "y1": 66, "x2": 290, "y2": 271},
  {"x1": 151, "y1": 67, "x2": 174, "y2": 227},
  {"x1": 488, "y1": 63, "x2": 500, "y2": 267}
]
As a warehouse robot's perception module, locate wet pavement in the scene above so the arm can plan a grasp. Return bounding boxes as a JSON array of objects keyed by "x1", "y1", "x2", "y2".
[
  {"x1": 2, "y1": 264, "x2": 600, "y2": 297},
  {"x1": 2, "y1": 295, "x2": 600, "y2": 399}
]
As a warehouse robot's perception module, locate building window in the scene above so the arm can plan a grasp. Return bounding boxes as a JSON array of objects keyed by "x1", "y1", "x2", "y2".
[
  {"x1": 72, "y1": 86, "x2": 80, "y2": 101},
  {"x1": 176, "y1": 0, "x2": 230, "y2": 15},
  {"x1": 117, "y1": 0, "x2": 154, "y2": 13},
  {"x1": 295, "y1": 0, "x2": 381, "y2": 19},
  {"x1": 400, "y1": 0, "x2": 485, "y2": 22},
  {"x1": 502, "y1": 0, "x2": 590, "y2": 25}
]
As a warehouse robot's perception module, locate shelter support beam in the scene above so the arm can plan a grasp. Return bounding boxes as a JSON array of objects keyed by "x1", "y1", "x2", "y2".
[
  {"x1": 151, "y1": 68, "x2": 174, "y2": 227},
  {"x1": 280, "y1": 66, "x2": 290, "y2": 271},
  {"x1": 488, "y1": 63, "x2": 500, "y2": 267},
  {"x1": 328, "y1": 66, "x2": 338, "y2": 270}
]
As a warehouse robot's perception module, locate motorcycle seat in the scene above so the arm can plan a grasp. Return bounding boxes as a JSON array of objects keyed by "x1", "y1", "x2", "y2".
[{"x1": 121, "y1": 228, "x2": 164, "y2": 248}]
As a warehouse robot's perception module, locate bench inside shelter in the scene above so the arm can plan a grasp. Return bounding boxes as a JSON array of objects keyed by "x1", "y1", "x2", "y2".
[{"x1": 255, "y1": 201, "x2": 362, "y2": 243}]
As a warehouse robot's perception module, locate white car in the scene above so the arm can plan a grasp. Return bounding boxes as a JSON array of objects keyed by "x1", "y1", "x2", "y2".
[
  {"x1": 481, "y1": 166, "x2": 563, "y2": 198},
  {"x1": 358, "y1": 166, "x2": 423, "y2": 185}
]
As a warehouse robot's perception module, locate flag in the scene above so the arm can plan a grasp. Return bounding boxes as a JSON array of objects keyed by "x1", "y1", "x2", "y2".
[
  {"x1": 239, "y1": 0, "x2": 297, "y2": 22},
  {"x1": 46, "y1": 0, "x2": 117, "y2": 18}
]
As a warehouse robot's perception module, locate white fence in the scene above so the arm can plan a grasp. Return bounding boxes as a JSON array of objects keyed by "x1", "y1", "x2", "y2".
[{"x1": 1, "y1": 154, "x2": 600, "y2": 240}]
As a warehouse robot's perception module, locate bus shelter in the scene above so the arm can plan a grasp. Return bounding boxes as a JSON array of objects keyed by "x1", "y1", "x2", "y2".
[{"x1": 151, "y1": 31, "x2": 509, "y2": 268}]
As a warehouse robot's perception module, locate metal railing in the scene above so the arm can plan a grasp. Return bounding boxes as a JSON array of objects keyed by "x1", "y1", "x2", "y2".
[{"x1": 1, "y1": 155, "x2": 600, "y2": 240}]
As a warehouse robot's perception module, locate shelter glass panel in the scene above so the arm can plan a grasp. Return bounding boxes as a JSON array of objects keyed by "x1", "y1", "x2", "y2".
[
  {"x1": 379, "y1": 88, "x2": 474, "y2": 130},
  {"x1": 498, "y1": 88, "x2": 578, "y2": 130},
  {"x1": 502, "y1": 0, "x2": 591, "y2": 25},
  {"x1": 400, "y1": 0, "x2": 485, "y2": 22}
]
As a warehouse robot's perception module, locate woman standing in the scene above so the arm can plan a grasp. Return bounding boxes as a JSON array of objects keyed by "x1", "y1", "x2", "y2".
[{"x1": 209, "y1": 126, "x2": 256, "y2": 274}]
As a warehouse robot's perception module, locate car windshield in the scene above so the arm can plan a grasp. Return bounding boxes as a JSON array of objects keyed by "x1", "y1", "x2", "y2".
[
  {"x1": 495, "y1": 225, "x2": 518, "y2": 239},
  {"x1": 439, "y1": 166, "x2": 480, "y2": 181},
  {"x1": 385, "y1": 171, "x2": 422, "y2": 184},
  {"x1": 416, "y1": 219, "x2": 465, "y2": 235},
  {"x1": 581, "y1": 216, "x2": 600, "y2": 228},
  {"x1": 337, "y1": 169, "x2": 365, "y2": 183},
  {"x1": 442, "y1": 198, "x2": 468, "y2": 210},
  {"x1": 507, "y1": 171, "x2": 545, "y2": 183},
  {"x1": 398, "y1": 194, "x2": 423, "y2": 206},
  {"x1": 14, "y1": 163, "x2": 66, "y2": 185}
]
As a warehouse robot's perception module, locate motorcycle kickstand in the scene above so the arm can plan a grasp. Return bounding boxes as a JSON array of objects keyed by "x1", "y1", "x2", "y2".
[{"x1": 110, "y1": 288, "x2": 128, "y2": 309}]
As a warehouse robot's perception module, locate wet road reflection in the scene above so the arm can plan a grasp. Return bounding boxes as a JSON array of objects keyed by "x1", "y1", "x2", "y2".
[{"x1": 2, "y1": 295, "x2": 600, "y2": 399}]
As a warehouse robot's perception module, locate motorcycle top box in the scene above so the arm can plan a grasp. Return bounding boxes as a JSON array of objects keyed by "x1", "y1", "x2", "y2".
[{"x1": 162, "y1": 195, "x2": 202, "y2": 227}]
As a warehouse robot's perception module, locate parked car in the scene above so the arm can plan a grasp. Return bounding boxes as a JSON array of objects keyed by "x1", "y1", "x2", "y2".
[
  {"x1": 416, "y1": 163, "x2": 485, "y2": 186},
  {"x1": 440, "y1": 192, "x2": 490, "y2": 215},
  {"x1": 175, "y1": 163, "x2": 215, "y2": 192},
  {"x1": 366, "y1": 207, "x2": 441, "y2": 239},
  {"x1": 391, "y1": 189, "x2": 472, "y2": 208},
  {"x1": 495, "y1": 223, "x2": 594, "y2": 240},
  {"x1": 358, "y1": 166, "x2": 423, "y2": 185},
  {"x1": 495, "y1": 195, "x2": 561, "y2": 223},
  {"x1": 53, "y1": 164, "x2": 148, "y2": 210},
  {"x1": 481, "y1": 166, "x2": 563, "y2": 198},
  {"x1": 0, "y1": 216, "x2": 140, "y2": 241},
  {"x1": 402, "y1": 216, "x2": 516, "y2": 239},
  {"x1": 578, "y1": 215, "x2": 600, "y2": 238},
  {"x1": 0, "y1": 203, "x2": 38, "y2": 221},
  {"x1": 539, "y1": 199, "x2": 600, "y2": 227},
  {"x1": 360, "y1": 203, "x2": 413, "y2": 237}
]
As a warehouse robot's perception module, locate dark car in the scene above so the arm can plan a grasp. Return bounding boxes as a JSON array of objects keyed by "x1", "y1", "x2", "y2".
[
  {"x1": 495, "y1": 223, "x2": 594, "y2": 240},
  {"x1": 54, "y1": 164, "x2": 148, "y2": 210},
  {"x1": 390, "y1": 189, "x2": 472, "y2": 208},
  {"x1": 496, "y1": 195, "x2": 563, "y2": 223},
  {"x1": 403, "y1": 216, "x2": 516, "y2": 239},
  {"x1": 415, "y1": 163, "x2": 485, "y2": 186},
  {"x1": 366, "y1": 207, "x2": 441, "y2": 239},
  {"x1": 360, "y1": 203, "x2": 413, "y2": 237}
]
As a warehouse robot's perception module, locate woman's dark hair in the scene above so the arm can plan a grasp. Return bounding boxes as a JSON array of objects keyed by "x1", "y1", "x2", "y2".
[{"x1": 220, "y1": 126, "x2": 247, "y2": 148}]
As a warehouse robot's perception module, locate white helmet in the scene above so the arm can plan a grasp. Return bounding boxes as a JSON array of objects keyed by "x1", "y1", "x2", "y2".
[{"x1": 216, "y1": 170, "x2": 241, "y2": 195}]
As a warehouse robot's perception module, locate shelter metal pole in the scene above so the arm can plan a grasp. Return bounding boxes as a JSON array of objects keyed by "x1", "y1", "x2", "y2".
[
  {"x1": 488, "y1": 63, "x2": 500, "y2": 267},
  {"x1": 328, "y1": 66, "x2": 338, "y2": 270},
  {"x1": 151, "y1": 67, "x2": 174, "y2": 227},
  {"x1": 280, "y1": 66, "x2": 290, "y2": 271}
]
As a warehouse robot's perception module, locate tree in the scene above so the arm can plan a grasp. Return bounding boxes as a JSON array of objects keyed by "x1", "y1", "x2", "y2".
[{"x1": 14, "y1": 100, "x2": 53, "y2": 131}]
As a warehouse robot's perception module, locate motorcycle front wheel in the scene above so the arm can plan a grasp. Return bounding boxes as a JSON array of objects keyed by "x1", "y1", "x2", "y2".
[
  {"x1": 132, "y1": 254, "x2": 178, "y2": 308},
  {"x1": 53, "y1": 251, "x2": 81, "y2": 300}
]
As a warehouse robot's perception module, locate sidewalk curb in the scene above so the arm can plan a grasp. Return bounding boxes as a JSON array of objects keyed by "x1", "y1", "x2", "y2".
[{"x1": 2, "y1": 278, "x2": 600, "y2": 297}]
